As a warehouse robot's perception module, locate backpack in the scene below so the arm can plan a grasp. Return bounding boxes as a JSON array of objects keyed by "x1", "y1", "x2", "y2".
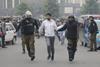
[{"x1": 21, "y1": 18, "x2": 35, "y2": 35}]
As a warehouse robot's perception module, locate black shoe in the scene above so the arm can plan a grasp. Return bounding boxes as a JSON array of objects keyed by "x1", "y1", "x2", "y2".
[
  {"x1": 88, "y1": 49, "x2": 93, "y2": 52},
  {"x1": 69, "y1": 58, "x2": 73, "y2": 62},
  {"x1": 51, "y1": 56, "x2": 54, "y2": 61},
  {"x1": 94, "y1": 49, "x2": 97, "y2": 52},
  {"x1": 47, "y1": 55, "x2": 51, "y2": 60},
  {"x1": 22, "y1": 49, "x2": 25, "y2": 54},
  {"x1": 84, "y1": 43, "x2": 87, "y2": 47},
  {"x1": 97, "y1": 47, "x2": 100, "y2": 50},
  {"x1": 31, "y1": 56, "x2": 35, "y2": 61},
  {"x1": 22, "y1": 51, "x2": 25, "y2": 54},
  {"x1": 81, "y1": 42, "x2": 84, "y2": 46},
  {"x1": 2, "y1": 46, "x2": 7, "y2": 48},
  {"x1": 69, "y1": 53, "x2": 75, "y2": 62}
]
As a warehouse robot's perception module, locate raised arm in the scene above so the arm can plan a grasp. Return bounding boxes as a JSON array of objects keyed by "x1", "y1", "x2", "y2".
[
  {"x1": 39, "y1": 21, "x2": 44, "y2": 35},
  {"x1": 57, "y1": 23, "x2": 67, "y2": 31},
  {"x1": 16, "y1": 21, "x2": 22, "y2": 32}
]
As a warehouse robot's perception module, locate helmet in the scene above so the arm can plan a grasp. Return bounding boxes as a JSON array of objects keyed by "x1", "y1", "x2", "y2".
[{"x1": 25, "y1": 11, "x2": 32, "y2": 16}]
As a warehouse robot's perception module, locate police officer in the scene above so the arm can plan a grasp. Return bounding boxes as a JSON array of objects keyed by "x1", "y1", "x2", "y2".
[
  {"x1": 88, "y1": 16, "x2": 98, "y2": 51},
  {"x1": 58, "y1": 16, "x2": 78, "y2": 62},
  {"x1": 17, "y1": 11, "x2": 39, "y2": 61}
]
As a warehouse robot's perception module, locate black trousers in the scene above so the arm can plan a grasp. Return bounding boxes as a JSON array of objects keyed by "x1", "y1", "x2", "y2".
[
  {"x1": 45, "y1": 36, "x2": 55, "y2": 57},
  {"x1": 2, "y1": 35, "x2": 5, "y2": 47},
  {"x1": 67, "y1": 39, "x2": 77, "y2": 58}
]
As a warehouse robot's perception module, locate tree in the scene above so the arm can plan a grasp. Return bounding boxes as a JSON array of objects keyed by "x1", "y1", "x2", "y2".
[
  {"x1": 44, "y1": 0, "x2": 59, "y2": 18},
  {"x1": 80, "y1": 0, "x2": 100, "y2": 14},
  {"x1": 16, "y1": 3, "x2": 31, "y2": 15}
]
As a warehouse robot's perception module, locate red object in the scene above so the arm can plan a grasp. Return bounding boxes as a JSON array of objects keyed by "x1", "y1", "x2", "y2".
[{"x1": 0, "y1": 32, "x2": 3, "y2": 37}]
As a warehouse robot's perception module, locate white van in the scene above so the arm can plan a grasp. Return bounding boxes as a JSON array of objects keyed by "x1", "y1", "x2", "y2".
[{"x1": 5, "y1": 22, "x2": 16, "y2": 44}]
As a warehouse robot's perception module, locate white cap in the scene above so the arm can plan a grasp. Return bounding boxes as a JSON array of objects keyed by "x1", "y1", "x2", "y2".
[{"x1": 25, "y1": 11, "x2": 32, "y2": 16}]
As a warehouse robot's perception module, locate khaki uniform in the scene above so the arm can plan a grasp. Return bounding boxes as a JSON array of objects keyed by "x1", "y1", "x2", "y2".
[
  {"x1": 21, "y1": 35, "x2": 26, "y2": 53},
  {"x1": 89, "y1": 33, "x2": 97, "y2": 50},
  {"x1": 22, "y1": 34, "x2": 35, "y2": 57}
]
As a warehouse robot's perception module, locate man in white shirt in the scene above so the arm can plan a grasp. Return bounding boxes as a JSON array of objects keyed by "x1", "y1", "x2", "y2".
[{"x1": 39, "y1": 13, "x2": 57, "y2": 61}]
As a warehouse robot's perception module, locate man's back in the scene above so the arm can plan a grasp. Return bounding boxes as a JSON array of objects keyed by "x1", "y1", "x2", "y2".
[
  {"x1": 20, "y1": 18, "x2": 35, "y2": 35},
  {"x1": 66, "y1": 21, "x2": 78, "y2": 39}
]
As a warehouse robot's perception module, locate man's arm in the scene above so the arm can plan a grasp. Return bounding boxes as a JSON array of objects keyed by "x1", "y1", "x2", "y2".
[
  {"x1": 57, "y1": 23, "x2": 67, "y2": 31},
  {"x1": 39, "y1": 21, "x2": 44, "y2": 35},
  {"x1": 54, "y1": 21, "x2": 57, "y2": 31},
  {"x1": 16, "y1": 21, "x2": 21, "y2": 32},
  {"x1": 95, "y1": 22, "x2": 99, "y2": 33},
  {"x1": 34, "y1": 19, "x2": 39, "y2": 33}
]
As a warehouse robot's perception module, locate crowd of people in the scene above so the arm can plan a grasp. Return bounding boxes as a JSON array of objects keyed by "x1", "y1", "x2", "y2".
[
  {"x1": 0, "y1": 10, "x2": 99, "y2": 62},
  {"x1": 0, "y1": 16, "x2": 20, "y2": 48}
]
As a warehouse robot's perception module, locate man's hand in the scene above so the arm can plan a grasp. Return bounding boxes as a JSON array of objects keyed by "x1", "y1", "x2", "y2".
[{"x1": 35, "y1": 33, "x2": 40, "y2": 39}]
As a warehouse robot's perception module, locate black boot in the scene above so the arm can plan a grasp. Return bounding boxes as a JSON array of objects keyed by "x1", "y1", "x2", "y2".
[
  {"x1": 31, "y1": 56, "x2": 35, "y2": 61},
  {"x1": 67, "y1": 47, "x2": 74, "y2": 62},
  {"x1": 22, "y1": 49, "x2": 25, "y2": 54}
]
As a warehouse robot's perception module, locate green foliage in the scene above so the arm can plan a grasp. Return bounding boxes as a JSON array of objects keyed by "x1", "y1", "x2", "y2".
[
  {"x1": 16, "y1": 3, "x2": 31, "y2": 15},
  {"x1": 80, "y1": 0, "x2": 100, "y2": 14},
  {"x1": 44, "y1": 0, "x2": 59, "y2": 18}
]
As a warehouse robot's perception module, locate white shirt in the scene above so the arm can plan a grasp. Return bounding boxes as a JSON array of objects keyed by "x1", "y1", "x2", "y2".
[{"x1": 39, "y1": 19, "x2": 57, "y2": 37}]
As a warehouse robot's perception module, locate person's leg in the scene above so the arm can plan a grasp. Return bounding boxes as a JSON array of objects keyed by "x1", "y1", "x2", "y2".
[
  {"x1": 67, "y1": 39, "x2": 73, "y2": 61},
  {"x1": 24, "y1": 36, "x2": 31, "y2": 57},
  {"x1": 84, "y1": 33, "x2": 88, "y2": 47},
  {"x1": 89, "y1": 35, "x2": 93, "y2": 51},
  {"x1": 2, "y1": 35, "x2": 6, "y2": 48},
  {"x1": 50, "y1": 37, "x2": 55, "y2": 61},
  {"x1": 72, "y1": 40, "x2": 77, "y2": 60},
  {"x1": 22, "y1": 36, "x2": 25, "y2": 54},
  {"x1": 93, "y1": 34, "x2": 97, "y2": 51},
  {"x1": 89, "y1": 40, "x2": 93, "y2": 51},
  {"x1": 45, "y1": 37, "x2": 51, "y2": 60},
  {"x1": 94, "y1": 40, "x2": 97, "y2": 51},
  {"x1": 56, "y1": 32, "x2": 60, "y2": 41},
  {"x1": 29, "y1": 34, "x2": 35, "y2": 61},
  {"x1": 61, "y1": 35, "x2": 65, "y2": 45}
]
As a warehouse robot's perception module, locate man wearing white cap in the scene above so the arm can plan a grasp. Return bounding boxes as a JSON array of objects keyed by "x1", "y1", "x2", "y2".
[{"x1": 17, "y1": 11, "x2": 39, "y2": 61}]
